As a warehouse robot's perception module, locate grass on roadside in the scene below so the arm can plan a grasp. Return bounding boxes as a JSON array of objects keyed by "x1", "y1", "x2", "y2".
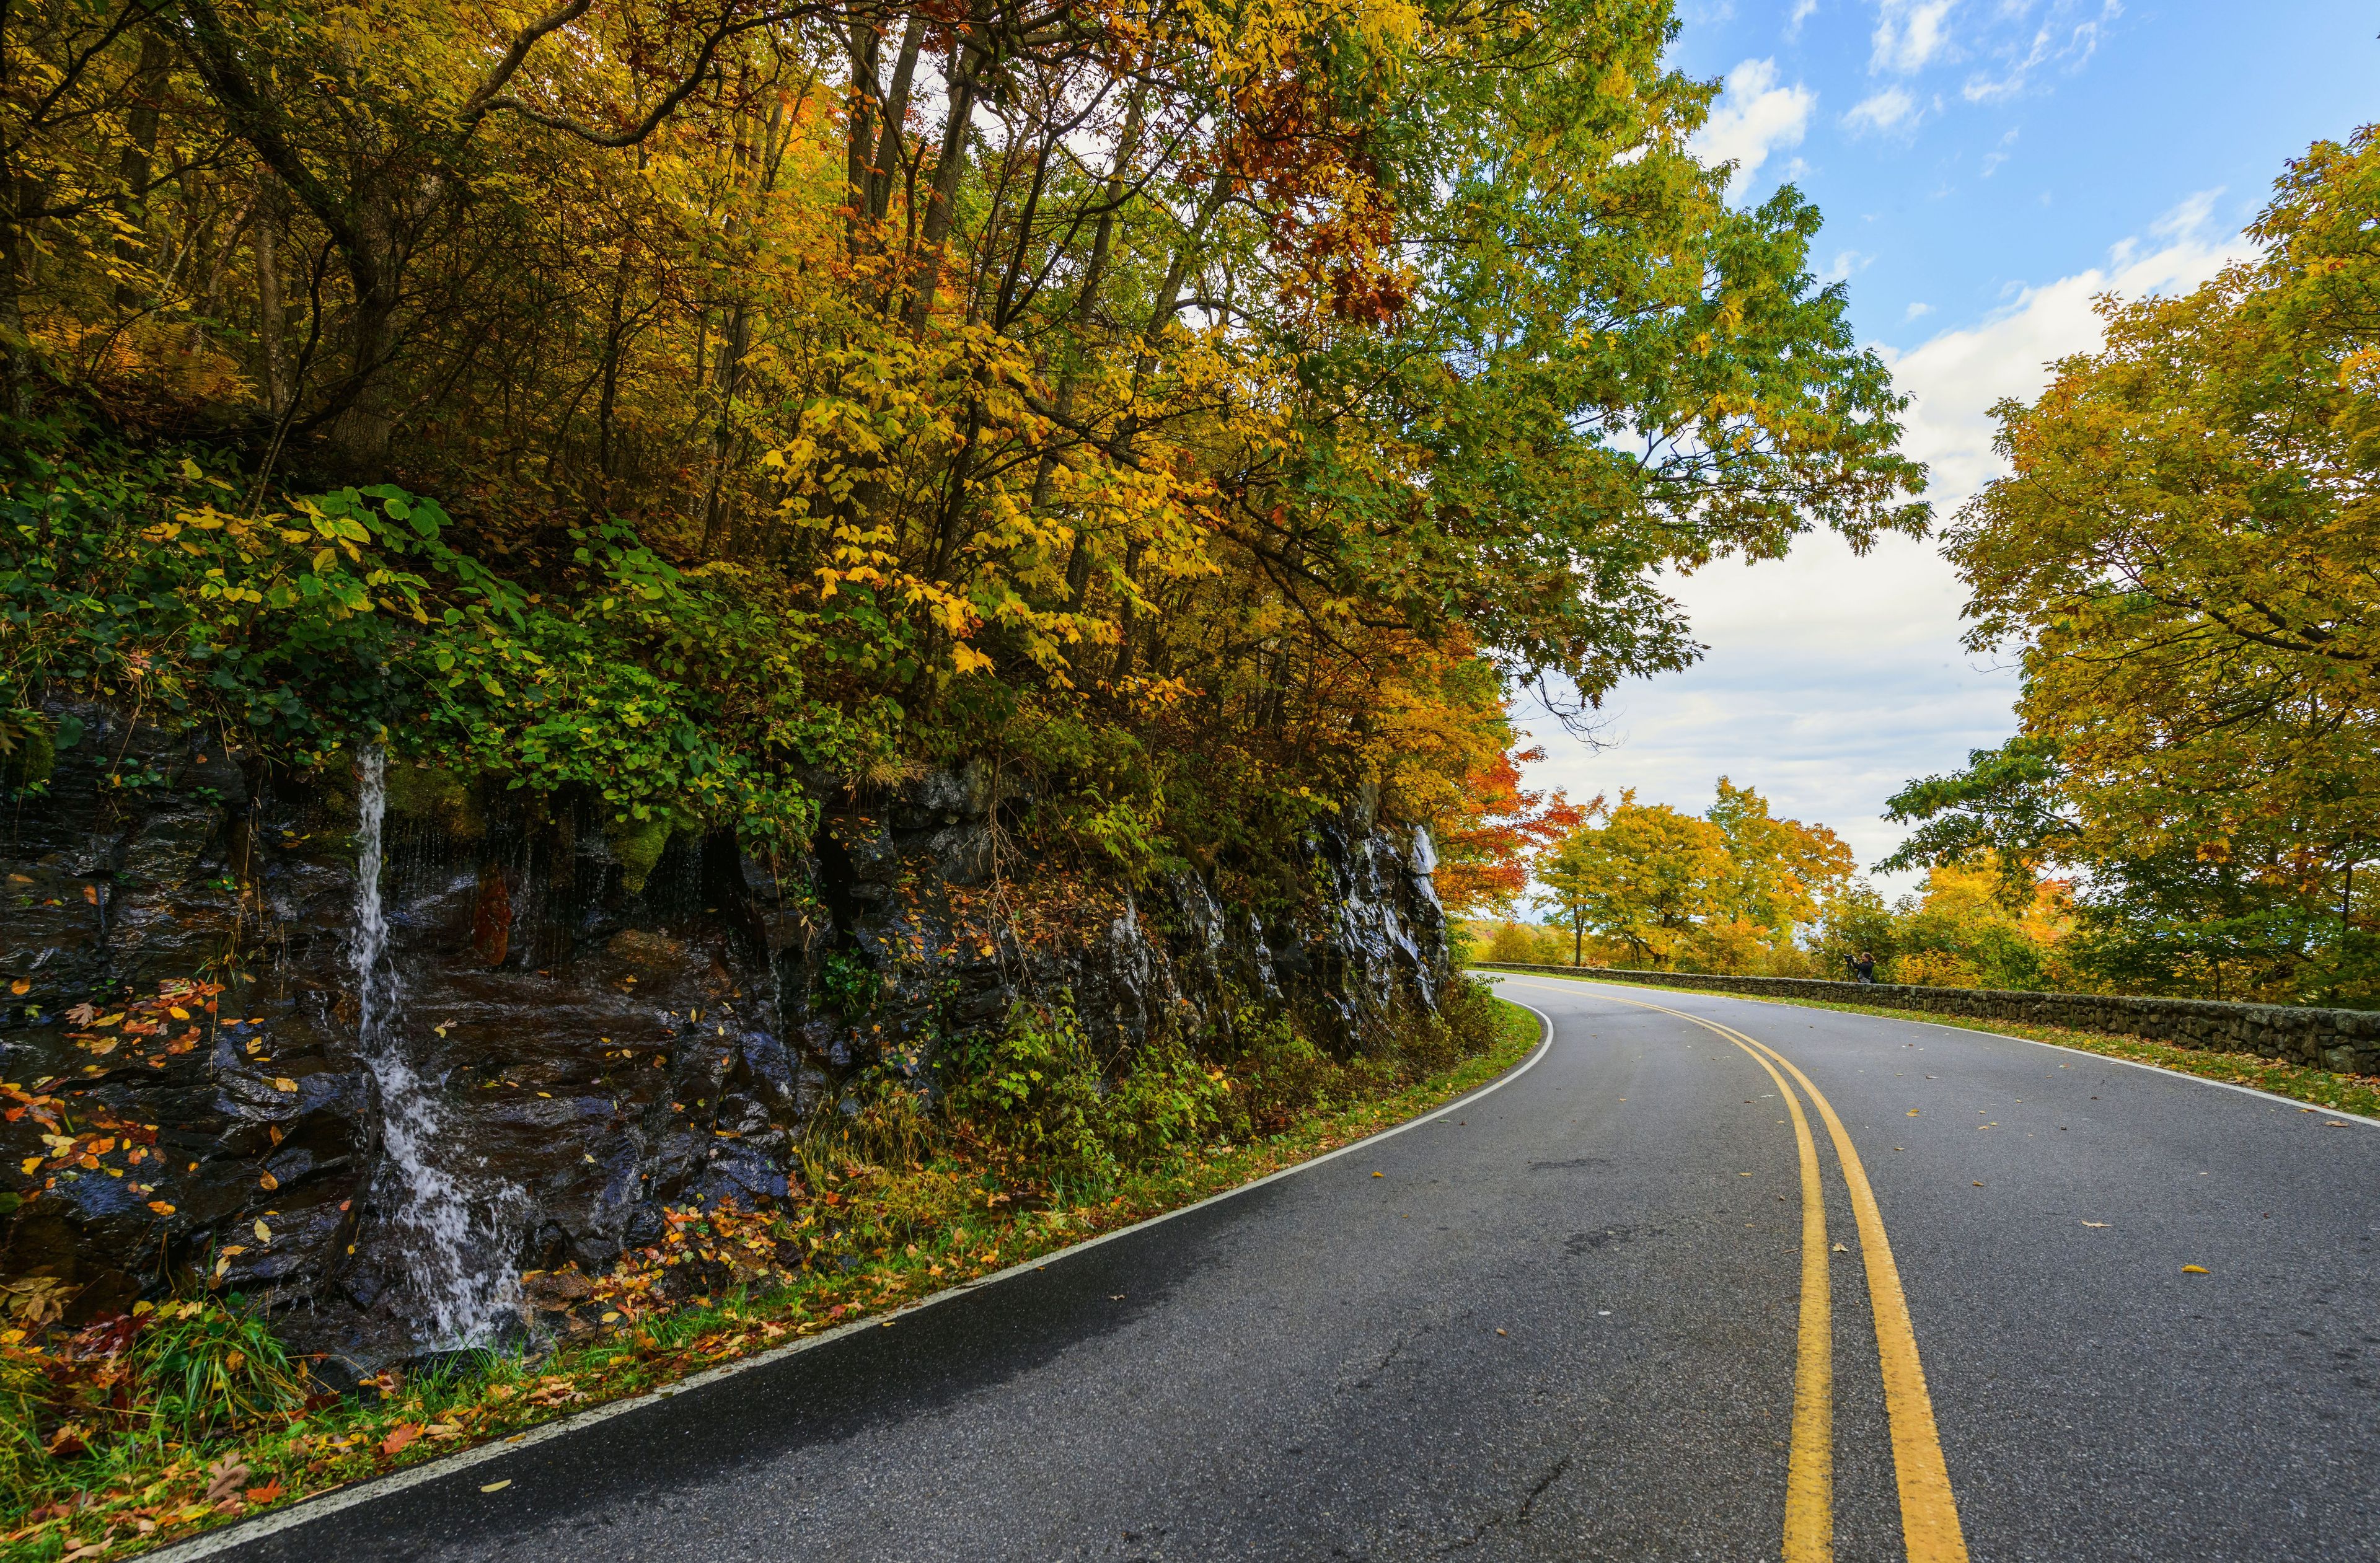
[
  {"x1": 1494, "y1": 967, "x2": 2380, "y2": 1122},
  {"x1": 1, "y1": 994, "x2": 1542, "y2": 1563}
]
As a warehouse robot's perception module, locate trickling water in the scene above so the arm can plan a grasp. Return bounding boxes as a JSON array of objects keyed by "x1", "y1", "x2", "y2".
[{"x1": 352, "y1": 747, "x2": 519, "y2": 1345}]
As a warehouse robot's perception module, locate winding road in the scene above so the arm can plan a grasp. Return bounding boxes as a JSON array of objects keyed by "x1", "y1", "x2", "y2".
[{"x1": 175, "y1": 975, "x2": 2380, "y2": 1562}]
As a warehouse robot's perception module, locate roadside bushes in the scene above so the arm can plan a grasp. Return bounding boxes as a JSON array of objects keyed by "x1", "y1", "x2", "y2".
[
  {"x1": 941, "y1": 1005, "x2": 1233, "y2": 1185},
  {"x1": 937, "y1": 980, "x2": 1507, "y2": 1183}
]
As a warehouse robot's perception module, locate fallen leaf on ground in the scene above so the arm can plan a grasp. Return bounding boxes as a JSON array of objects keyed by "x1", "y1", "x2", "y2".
[
  {"x1": 381, "y1": 1423, "x2": 423, "y2": 1456},
  {"x1": 2182, "y1": 1264, "x2": 2210, "y2": 1274},
  {"x1": 244, "y1": 1478, "x2": 284, "y2": 1504},
  {"x1": 204, "y1": 1455, "x2": 250, "y2": 1502},
  {"x1": 2082, "y1": 1221, "x2": 2109, "y2": 1228},
  {"x1": 480, "y1": 1480, "x2": 511, "y2": 1494}
]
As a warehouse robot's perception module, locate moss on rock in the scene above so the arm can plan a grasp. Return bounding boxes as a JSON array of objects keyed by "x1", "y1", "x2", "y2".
[
  {"x1": 606, "y1": 812, "x2": 679, "y2": 895},
  {"x1": 384, "y1": 763, "x2": 485, "y2": 841}
]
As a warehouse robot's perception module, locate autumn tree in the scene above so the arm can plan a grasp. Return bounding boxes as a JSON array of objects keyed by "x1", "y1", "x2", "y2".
[
  {"x1": 1705, "y1": 776, "x2": 1854, "y2": 938},
  {"x1": 1431, "y1": 747, "x2": 1589, "y2": 917},
  {"x1": 0, "y1": 0, "x2": 1926, "y2": 912},
  {"x1": 1538, "y1": 793, "x2": 1728, "y2": 967},
  {"x1": 1907, "y1": 125, "x2": 2380, "y2": 1003}
]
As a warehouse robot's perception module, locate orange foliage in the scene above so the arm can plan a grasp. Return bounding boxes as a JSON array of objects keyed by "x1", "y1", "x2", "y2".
[{"x1": 1434, "y1": 748, "x2": 1590, "y2": 916}]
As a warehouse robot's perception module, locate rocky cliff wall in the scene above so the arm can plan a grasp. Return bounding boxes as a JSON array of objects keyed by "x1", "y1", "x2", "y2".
[{"x1": 1, "y1": 706, "x2": 1451, "y2": 1370}]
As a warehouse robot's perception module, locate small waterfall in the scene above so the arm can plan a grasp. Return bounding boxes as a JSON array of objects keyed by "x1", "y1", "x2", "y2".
[{"x1": 352, "y1": 747, "x2": 518, "y2": 1346}]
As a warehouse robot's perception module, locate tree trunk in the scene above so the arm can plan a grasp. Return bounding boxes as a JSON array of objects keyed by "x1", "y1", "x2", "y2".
[
  {"x1": 1111, "y1": 540, "x2": 1146, "y2": 680},
  {"x1": 1033, "y1": 84, "x2": 1147, "y2": 602},
  {"x1": 866, "y1": 15, "x2": 925, "y2": 224},
  {"x1": 0, "y1": 162, "x2": 36, "y2": 417},
  {"x1": 842, "y1": 22, "x2": 882, "y2": 247},
  {"x1": 253, "y1": 168, "x2": 288, "y2": 415},
  {"x1": 901, "y1": 41, "x2": 980, "y2": 330},
  {"x1": 596, "y1": 248, "x2": 630, "y2": 477},
  {"x1": 112, "y1": 30, "x2": 174, "y2": 309}
]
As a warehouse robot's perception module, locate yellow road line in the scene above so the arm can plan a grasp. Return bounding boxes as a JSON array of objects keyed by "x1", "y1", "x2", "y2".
[
  {"x1": 1535, "y1": 982, "x2": 1970, "y2": 1563},
  {"x1": 1729, "y1": 1028, "x2": 1969, "y2": 1563},
  {"x1": 1730, "y1": 1037, "x2": 1835, "y2": 1562}
]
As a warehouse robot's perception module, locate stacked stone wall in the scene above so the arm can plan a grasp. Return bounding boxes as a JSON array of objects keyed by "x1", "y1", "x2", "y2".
[{"x1": 1474, "y1": 964, "x2": 2380, "y2": 1076}]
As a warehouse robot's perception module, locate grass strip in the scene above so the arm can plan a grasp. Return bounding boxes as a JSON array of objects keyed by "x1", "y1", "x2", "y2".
[
  {"x1": 1494, "y1": 968, "x2": 2380, "y2": 1122},
  {"x1": 4, "y1": 997, "x2": 1542, "y2": 1563}
]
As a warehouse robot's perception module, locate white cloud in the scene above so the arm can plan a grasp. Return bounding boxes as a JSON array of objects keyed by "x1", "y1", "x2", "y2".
[
  {"x1": 1821, "y1": 249, "x2": 1874, "y2": 284},
  {"x1": 1871, "y1": 0, "x2": 1959, "y2": 75},
  {"x1": 1690, "y1": 58, "x2": 1817, "y2": 200},
  {"x1": 1980, "y1": 127, "x2": 2018, "y2": 177},
  {"x1": 2150, "y1": 187, "x2": 2221, "y2": 239},
  {"x1": 1844, "y1": 87, "x2": 1918, "y2": 134},
  {"x1": 1518, "y1": 201, "x2": 2257, "y2": 887},
  {"x1": 1961, "y1": 1, "x2": 2118, "y2": 103},
  {"x1": 1787, "y1": 0, "x2": 1820, "y2": 38},
  {"x1": 1882, "y1": 203, "x2": 2246, "y2": 503},
  {"x1": 1904, "y1": 301, "x2": 1934, "y2": 320}
]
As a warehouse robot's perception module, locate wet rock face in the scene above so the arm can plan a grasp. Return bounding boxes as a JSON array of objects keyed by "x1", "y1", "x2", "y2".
[{"x1": 1, "y1": 708, "x2": 1449, "y2": 1367}]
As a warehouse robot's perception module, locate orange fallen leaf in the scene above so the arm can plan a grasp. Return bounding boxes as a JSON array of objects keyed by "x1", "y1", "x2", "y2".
[
  {"x1": 381, "y1": 1422, "x2": 423, "y2": 1456},
  {"x1": 244, "y1": 1477, "x2": 284, "y2": 1504}
]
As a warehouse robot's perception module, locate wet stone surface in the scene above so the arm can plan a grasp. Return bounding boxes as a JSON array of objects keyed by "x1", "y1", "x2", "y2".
[{"x1": 1, "y1": 705, "x2": 1450, "y2": 1370}]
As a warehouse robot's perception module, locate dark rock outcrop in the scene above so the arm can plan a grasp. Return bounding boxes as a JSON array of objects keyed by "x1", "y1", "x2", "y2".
[{"x1": 1, "y1": 706, "x2": 1450, "y2": 1368}]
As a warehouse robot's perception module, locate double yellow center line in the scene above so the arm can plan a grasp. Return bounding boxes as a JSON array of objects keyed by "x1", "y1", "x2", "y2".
[{"x1": 1569, "y1": 987, "x2": 1970, "y2": 1563}]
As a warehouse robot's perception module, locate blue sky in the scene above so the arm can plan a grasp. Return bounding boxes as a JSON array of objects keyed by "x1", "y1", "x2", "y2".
[{"x1": 1515, "y1": 0, "x2": 2380, "y2": 895}]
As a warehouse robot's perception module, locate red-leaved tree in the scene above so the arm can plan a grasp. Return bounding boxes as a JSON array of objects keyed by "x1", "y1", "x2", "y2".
[{"x1": 1433, "y1": 748, "x2": 1594, "y2": 917}]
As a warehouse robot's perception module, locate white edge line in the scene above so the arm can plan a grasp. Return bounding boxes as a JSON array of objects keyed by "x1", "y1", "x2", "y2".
[
  {"x1": 1489, "y1": 972, "x2": 2380, "y2": 1130},
  {"x1": 144, "y1": 1002, "x2": 1558, "y2": 1562}
]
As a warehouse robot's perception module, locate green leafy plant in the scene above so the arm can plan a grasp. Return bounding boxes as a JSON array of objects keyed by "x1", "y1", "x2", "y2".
[{"x1": 816, "y1": 951, "x2": 884, "y2": 1020}]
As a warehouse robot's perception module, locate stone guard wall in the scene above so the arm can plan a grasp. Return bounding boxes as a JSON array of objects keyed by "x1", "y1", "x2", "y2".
[{"x1": 1472, "y1": 963, "x2": 2380, "y2": 1077}]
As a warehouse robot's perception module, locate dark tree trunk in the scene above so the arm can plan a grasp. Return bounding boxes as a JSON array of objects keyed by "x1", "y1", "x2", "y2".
[{"x1": 112, "y1": 30, "x2": 175, "y2": 308}]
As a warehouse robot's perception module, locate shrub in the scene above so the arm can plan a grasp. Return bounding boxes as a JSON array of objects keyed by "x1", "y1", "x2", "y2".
[
  {"x1": 1101, "y1": 1037, "x2": 1232, "y2": 1163},
  {"x1": 942, "y1": 1002, "x2": 1114, "y2": 1181}
]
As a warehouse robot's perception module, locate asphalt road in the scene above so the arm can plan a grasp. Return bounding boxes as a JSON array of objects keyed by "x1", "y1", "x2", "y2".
[{"x1": 183, "y1": 975, "x2": 2380, "y2": 1562}]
